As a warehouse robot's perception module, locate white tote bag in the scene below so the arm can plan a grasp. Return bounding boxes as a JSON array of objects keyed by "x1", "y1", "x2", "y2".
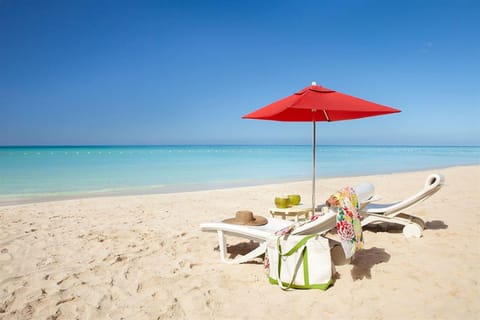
[{"x1": 265, "y1": 234, "x2": 334, "y2": 290}]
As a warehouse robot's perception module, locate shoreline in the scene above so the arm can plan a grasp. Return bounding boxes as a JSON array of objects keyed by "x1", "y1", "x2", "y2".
[
  {"x1": 1, "y1": 163, "x2": 478, "y2": 207},
  {"x1": 2, "y1": 145, "x2": 479, "y2": 207},
  {"x1": 0, "y1": 165, "x2": 479, "y2": 319}
]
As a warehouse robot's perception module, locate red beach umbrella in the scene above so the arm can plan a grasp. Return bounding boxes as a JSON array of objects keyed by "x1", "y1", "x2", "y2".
[{"x1": 243, "y1": 82, "x2": 401, "y2": 213}]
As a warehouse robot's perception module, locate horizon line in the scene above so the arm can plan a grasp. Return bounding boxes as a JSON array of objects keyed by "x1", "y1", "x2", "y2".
[{"x1": 1, "y1": 143, "x2": 479, "y2": 148}]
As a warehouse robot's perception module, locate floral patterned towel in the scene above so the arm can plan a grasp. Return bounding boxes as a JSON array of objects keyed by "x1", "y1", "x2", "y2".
[
  {"x1": 327, "y1": 186, "x2": 363, "y2": 259},
  {"x1": 274, "y1": 186, "x2": 364, "y2": 259}
]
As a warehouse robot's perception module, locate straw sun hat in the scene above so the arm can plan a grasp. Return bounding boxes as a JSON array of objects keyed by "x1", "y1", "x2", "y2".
[{"x1": 223, "y1": 210, "x2": 267, "y2": 226}]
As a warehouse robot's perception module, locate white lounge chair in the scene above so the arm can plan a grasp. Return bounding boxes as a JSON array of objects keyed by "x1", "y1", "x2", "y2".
[
  {"x1": 360, "y1": 173, "x2": 445, "y2": 238},
  {"x1": 200, "y1": 183, "x2": 376, "y2": 264},
  {"x1": 200, "y1": 174, "x2": 445, "y2": 264},
  {"x1": 200, "y1": 214, "x2": 352, "y2": 265}
]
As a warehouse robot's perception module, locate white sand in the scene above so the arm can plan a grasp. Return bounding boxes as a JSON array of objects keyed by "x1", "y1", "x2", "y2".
[{"x1": 0, "y1": 165, "x2": 479, "y2": 319}]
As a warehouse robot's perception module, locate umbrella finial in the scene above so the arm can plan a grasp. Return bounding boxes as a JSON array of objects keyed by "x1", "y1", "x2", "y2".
[{"x1": 311, "y1": 81, "x2": 317, "y2": 86}]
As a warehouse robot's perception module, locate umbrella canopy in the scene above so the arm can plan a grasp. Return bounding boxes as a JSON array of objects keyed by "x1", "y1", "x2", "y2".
[
  {"x1": 243, "y1": 82, "x2": 401, "y2": 213},
  {"x1": 243, "y1": 83, "x2": 401, "y2": 122}
]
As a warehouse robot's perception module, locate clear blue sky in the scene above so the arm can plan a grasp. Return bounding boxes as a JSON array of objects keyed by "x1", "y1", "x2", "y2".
[{"x1": 1, "y1": 0, "x2": 479, "y2": 146}]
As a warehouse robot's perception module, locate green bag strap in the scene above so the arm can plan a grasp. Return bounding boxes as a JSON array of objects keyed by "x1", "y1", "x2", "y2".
[
  {"x1": 276, "y1": 234, "x2": 318, "y2": 290},
  {"x1": 277, "y1": 234, "x2": 317, "y2": 257}
]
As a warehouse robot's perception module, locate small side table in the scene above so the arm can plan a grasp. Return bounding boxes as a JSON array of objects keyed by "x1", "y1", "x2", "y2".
[{"x1": 269, "y1": 205, "x2": 313, "y2": 222}]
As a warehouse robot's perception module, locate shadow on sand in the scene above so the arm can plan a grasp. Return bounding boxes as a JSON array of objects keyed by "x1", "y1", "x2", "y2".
[
  {"x1": 214, "y1": 241, "x2": 264, "y2": 264},
  {"x1": 363, "y1": 219, "x2": 449, "y2": 234},
  {"x1": 350, "y1": 247, "x2": 391, "y2": 281},
  {"x1": 424, "y1": 220, "x2": 448, "y2": 230},
  {"x1": 363, "y1": 222, "x2": 403, "y2": 234}
]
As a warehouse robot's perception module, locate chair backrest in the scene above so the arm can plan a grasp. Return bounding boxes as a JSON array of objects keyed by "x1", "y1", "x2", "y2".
[
  {"x1": 291, "y1": 182, "x2": 376, "y2": 235},
  {"x1": 366, "y1": 173, "x2": 445, "y2": 215},
  {"x1": 291, "y1": 209, "x2": 337, "y2": 235},
  {"x1": 354, "y1": 182, "x2": 375, "y2": 203}
]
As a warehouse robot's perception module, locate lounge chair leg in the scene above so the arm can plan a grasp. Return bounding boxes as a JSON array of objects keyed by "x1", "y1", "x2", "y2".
[
  {"x1": 217, "y1": 231, "x2": 228, "y2": 262},
  {"x1": 224, "y1": 242, "x2": 267, "y2": 264},
  {"x1": 402, "y1": 218, "x2": 424, "y2": 238},
  {"x1": 330, "y1": 244, "x2": 350, "y2": 266},
  {"x1": 216, "y1": 230, "x2": 268, "y2": 264}
]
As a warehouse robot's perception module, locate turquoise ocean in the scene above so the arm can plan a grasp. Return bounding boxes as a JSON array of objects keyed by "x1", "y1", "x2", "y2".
[{"x1": 1, "y1": 145, "x2": 479, "y2": 205}]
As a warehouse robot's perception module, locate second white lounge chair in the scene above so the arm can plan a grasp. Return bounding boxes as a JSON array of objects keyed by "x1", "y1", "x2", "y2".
[{"x1": 361, "y1": 173, "x2": 445, "y2": 238}]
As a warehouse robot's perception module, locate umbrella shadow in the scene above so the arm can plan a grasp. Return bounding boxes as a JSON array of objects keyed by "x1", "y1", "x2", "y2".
[{"x1": 350, "y1": 247, "x2": 391, "y2": 281}]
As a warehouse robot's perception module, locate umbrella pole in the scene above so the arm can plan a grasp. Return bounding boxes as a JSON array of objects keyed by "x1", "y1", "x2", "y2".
[{"x1": 312, "y1": 120, "x2": 316, "y2": 215}]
